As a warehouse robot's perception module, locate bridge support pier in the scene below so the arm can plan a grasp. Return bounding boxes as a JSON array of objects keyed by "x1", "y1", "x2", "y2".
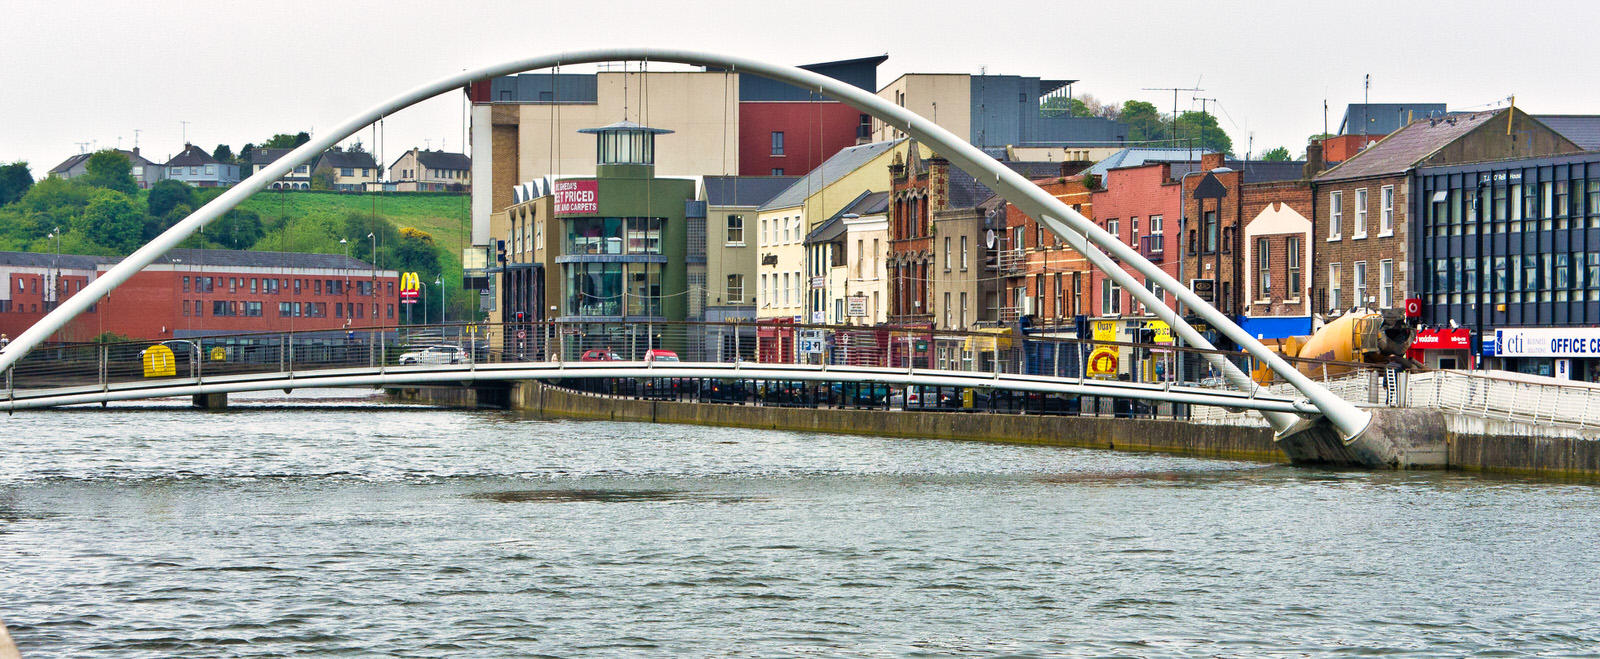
[
  {"x1": 1276, "y1": 408, "x2": 1448, "y2": 469},
  {"x1": 192, "y1": 393, "x2": 228, "y2": 410}
]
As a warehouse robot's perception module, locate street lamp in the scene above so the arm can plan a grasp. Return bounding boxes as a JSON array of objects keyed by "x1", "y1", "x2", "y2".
[
  {"x1": 46, "y1": 227, "x2": 60, "y2": 309},
  {"x1": 435, "y1": 274, "x2": 444, "y2": 327},
  {"x1": 340, "y1": 238, "x2": 350, "y2": 323}
]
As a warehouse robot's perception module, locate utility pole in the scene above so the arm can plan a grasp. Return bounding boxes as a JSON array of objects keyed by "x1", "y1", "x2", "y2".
[{"x1": 1194, "y1": 97, "x2": 1217, "y2": 154}]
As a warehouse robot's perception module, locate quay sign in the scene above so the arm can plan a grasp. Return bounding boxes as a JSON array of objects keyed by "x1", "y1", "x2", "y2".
[
  {"x1": 1494, "y1": 327, "x2": 1600, "y2": 358},
  {"x1": 553, "y1": 179, "x2": 599, "y2": 215}
]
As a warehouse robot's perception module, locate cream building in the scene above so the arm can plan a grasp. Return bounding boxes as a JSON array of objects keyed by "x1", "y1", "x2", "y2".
[{"x1": 755, "y1": 139, "x2": 911, "y2": 322}]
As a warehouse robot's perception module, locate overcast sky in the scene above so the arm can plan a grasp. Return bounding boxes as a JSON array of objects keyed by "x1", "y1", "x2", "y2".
[{"x1": 3, "y1": 0, "x2": 1596, "y2": 178}]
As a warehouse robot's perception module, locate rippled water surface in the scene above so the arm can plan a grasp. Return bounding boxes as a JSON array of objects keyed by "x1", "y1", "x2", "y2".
[{"x1": 4, "y1": 389, "x2": 1600, "y2": 657}]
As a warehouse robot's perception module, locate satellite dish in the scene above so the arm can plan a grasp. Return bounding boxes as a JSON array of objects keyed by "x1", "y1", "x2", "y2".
[{"x1": 986, "y1": 229, "x2": 996, "y2": 248}]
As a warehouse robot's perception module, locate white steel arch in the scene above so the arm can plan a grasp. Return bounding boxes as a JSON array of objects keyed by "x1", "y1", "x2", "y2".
[{"x1": 0, "y1": 48, "x2": 1369, "y2": 441}]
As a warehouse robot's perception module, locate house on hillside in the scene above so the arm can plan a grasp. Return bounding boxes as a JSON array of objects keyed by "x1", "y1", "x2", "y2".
[
  {"x1": 48, "y1": 148, "x2": 165, "y2": 189},
  {"x1": 390, "y1": 149, "x2": 471, "y2": 192},
  {"x1": 163, "y1": 144, "x2": 240, "y2": 188},
  {"x1": 246, "y1": 148, "x2": 311, "y2": 190},
  {"x1": 316, "y1": 148, "x2": 380, "y2": 191}
]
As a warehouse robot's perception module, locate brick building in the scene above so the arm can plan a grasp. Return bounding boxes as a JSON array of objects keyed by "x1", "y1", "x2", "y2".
[
  {"x1": 1312, "y1": 108, "x2": 1580, "y2": 319},
  {"x1": 0, "y1": 249, "x2": 398, "y2": 344},
  {"x1": 996, "y1": 172, "x2": 1095, "y2": 329}
]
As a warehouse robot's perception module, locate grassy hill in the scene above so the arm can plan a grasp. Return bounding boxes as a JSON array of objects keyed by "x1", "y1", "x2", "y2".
[{"x1": 233, "y1": 190, "x2": 471, "y2": 250}]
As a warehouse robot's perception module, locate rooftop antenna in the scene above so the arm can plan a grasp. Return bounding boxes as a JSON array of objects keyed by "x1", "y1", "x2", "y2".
[
  {"x1": 179, "y1": 120, "x2": 190, "y2": 144},
  {"x1": 425, "y1": 138, "x2": 432, "y2": 150},
  {"x1": 75, "y1": 142, "x2": 90, "y2": 154},
  {"x1": 133, "y1": 129, "x2": 142, "y2": 150},
  {"x1": 1362, "y1": 74, "x2": 1369, "y2": 135},
  {"x1": 1142, "y1": 84, "x2": 1203, "y2": 148}
]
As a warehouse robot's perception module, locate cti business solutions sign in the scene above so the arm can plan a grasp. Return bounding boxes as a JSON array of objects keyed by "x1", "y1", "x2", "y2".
[
  {"x1": 1494, "y1": 327, "x2": 1600, "y2": 357},
  {"x1": 553, "y1": 179, "x2": 599, "y2": 215}
]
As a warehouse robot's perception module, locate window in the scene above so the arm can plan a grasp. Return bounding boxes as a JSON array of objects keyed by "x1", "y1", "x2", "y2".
[
  {"x1": 1102, "y1": 278, "x2": 1122, "y2": 315},
  {"x1": 783, "y1": 217, "x2": 790, "y2": 243},
  {"x1": 1329, "y1": 191, "x2": 1343, "y2": 240},
  {"x1": 771, "y1": 168, "x2": 784, "y2": 176},
  {"x1": 761, "y1": 218, "x2": 768, "y2": 246},
  {"x1": 1380, "y1": 259, "x2": 1394, "y2": 308},
  {"x1": 182, "y1": 300, "x2": 190, "y2": 316},
  {"x1": 1380, "y1": 185, "x2": 1395, "y2": 235},
  {"x1": 782, "y1": 273, "x2": 790, "y2": 306},
  {"x1": 771, "y1": 131, "x2": 784, "y2": 156},
  {"x1": 182, "y1": 276, "x2": 190, "y2": 292},
  {"x1": 960, "y1": 235, "x2": 969, "y2": 270},
  {"x1": 726, "y1": 214, "x2": 744, "y2": 245},
  {"x1": 1257, "y1": 237, "x2": 1271, "y2": 300},
  {"x1": 1286, "y1": 237, "x2": 1301, "y2": 298},
  {"x1": 1355, "y1": 261, "x2": 1368, "y2": 306},
  {"x1": 1329, "y1": 263, "x2": 1342, "y2": 311},
  {"x1": 726, "y1": 274, "x2": 744, "y2": 304},
  {"x1": 1354, "y1": 188, "x2": 1369, "y2": 238},
  {"x1": 245, "y1": 301, "x2": 262, "y2": 317},
  {"x1": 1107, "y1": 219, "x2": 1119, "y2": 243},
  {"x1": 960, "y1": 292, "x2": 969, "y2": 328},
  {"x1": 1202, "y1": 211, "x2": 1217, "y2": 253},
  {"x1": 944, "y1": 237, "x2": 952, "y2": 271},
  {"x1": 759, "y1": 274, "x2": 767, "y2": 306},
  {"x1": 1130, "y1": 217, "x2": 1140, "y2": 247},
  {"x1": 1053, "y1": 274, "x2": 1063, "y2": 317},
  {"x1": 944, "y1": 292, "x2": 951, "y2": 327}
]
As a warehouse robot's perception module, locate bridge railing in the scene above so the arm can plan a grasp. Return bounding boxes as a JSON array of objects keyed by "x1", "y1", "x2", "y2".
[{"x1": 0, "y1": 320, "x2": 1401, "y2": 412}]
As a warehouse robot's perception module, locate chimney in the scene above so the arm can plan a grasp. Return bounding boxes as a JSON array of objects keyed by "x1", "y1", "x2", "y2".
[
  {"x1": 1201, "y1": 152, "x2": 1225, "y2": 171},
  {"x1": 1303, "y1": 139, "x2": 1326, "y2": 178}
]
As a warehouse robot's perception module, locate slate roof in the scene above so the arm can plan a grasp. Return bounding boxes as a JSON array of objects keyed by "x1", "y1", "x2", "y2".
[
  {"x1": 414, "y1": 150, "x2": 471, "y2": 171},
  {"x1": 248, "y1": 148, "x2": 296, "y2": 166},
  {"x1": 1339, "y1": 103, "x2": 1447, "y2": 136},
  {"x1": 49, "y1": 148, "x2": 158, "y2": 175},
  {"x1": 703, "y1": 176, "x2": 801, "y2": 207},
  {"x1": 1086, "y1": 147, "x2": 1215, "y2": 177},
  {"x1": 1170, "y1": 159, "x2": 1308, "y2": 184},
  {"x1": 317, "y1": 150, "x2": 378, "y2": 170},
  {"x1": 805, "y1": 190, "x2": 889, "y2": 244},
  {"x1": 164, "y1": 144, "x2": 221, "y2": 167},
  {"x1": 1536, "y1": 115, "x2": 1600, "y2": 151},
  {"x1": 1315, "y1": 110, "x2": 1499, "y2": 182},
  {"x1": 0, "y1": 251, "x2": 115, "y2": 270},
  {"x1": 150, "y1": 248, "x2": 375, "y2": 271},
  {"x1": 852, "y1": 190, "x2": 891, "y2": 216},
  {"x1": 760, "y1": 139, "x2": 904, "y2": 210}
]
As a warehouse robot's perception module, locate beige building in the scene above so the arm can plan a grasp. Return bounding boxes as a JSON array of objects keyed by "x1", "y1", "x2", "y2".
[
  {"x1": 471, "y1": 71, "x2": 741, "y2": 246},
  {"x1": 843, "y1": 209, "x2": 889, "y2": 325},
  {"x1": 389, "y1": 148, "x2": 472, "y2": 192},
  {"x1": 872, "y1": 74, "x2": 971, "y2": 144}
]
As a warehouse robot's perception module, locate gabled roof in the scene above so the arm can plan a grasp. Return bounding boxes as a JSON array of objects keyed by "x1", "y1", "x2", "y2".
[
  {"x1": 760, "y1": 139, "x2": 904, "y2": 210},
  {"x1": 1086, "y1": 148, "x2": 1215, "y2": 177},
  {"x1": 413, "y1": 150, "x2": 471, "y2": 171},
  {"x1": 1315, "y1": 110, "x2": 1499, "y2": 182},
  {"x1": 1170, "y1": 159, "x2": 1308, "y2": 184},
  {"x1": 1536, "y1": 115, "x2": 1600, "y2": 151},
  {"x1": 703, "y1": 176, "x2": 800, "y2": 207},
  {"x1": 49, "y1": 148, "x2": 157, "y2": 175},
  {"x1": 165, "y1": 144, "x2": 220, "y2": 167},
  {"x1": 318, "y1": 149, "x2": 378, "y2": 170},
  {"x1": 248, "y1": 148, "x2": 296, "y2": 166},
  {"x1": 805, "y1": 190, "x2": 888, "y2": 244}
]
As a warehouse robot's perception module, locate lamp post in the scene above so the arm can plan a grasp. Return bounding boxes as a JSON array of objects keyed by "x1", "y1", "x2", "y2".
[
  {"x1": 46, "y1": 227, "x2": 60, "y2": 310},
  {"x1": 435, "y1": 274, "x2": 444, "y2": 329}
]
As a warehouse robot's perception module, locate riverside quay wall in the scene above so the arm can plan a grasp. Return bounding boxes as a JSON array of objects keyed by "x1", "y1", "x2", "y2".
[{"x1": 388, "y1": 382, "x2": 1600, "y2": 478}]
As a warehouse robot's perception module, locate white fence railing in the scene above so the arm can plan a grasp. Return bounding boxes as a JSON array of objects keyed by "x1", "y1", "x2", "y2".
[{"x1": 1403, "y1": 370, "x2": 1600, "y2": 430}]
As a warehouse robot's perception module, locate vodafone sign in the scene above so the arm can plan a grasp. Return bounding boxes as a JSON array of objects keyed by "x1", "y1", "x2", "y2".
[{"x1": 554, "y1": 179, "x2": 599, "y2": 215}]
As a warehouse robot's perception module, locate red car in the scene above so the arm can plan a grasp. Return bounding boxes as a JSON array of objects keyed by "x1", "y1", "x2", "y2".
[{"x1": 580, "y1": 348, "x2": 622, "y2": 361}]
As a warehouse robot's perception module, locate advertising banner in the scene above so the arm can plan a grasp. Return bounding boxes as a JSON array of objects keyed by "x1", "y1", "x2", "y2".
[
  {"x1": 553, "y1": 180, "x2": 599, "y2": 215},
  {"x1": 1494, "y1": 327, "x2": 1600, "y2": 357}
]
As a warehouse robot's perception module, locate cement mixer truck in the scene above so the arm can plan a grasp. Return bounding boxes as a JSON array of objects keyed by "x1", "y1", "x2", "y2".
[{"x1": 1252, "y1": 308, "x2": 1418, "y2": 383}]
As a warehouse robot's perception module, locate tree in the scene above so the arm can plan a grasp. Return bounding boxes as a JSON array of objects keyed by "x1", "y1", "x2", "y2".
[
  {"x1": 343, "y1": 212, "x2": 400, "y2": 264},
  {"x1": 1121, "y1": 100, "x2": 1167, "y2": 143},
  {"x1": 1259, "y1": 146, "x2": 1292, "y2": 162},
  {"x1": 79, "y1": 150, "x2": 138, "y2": 196},
  {"x1": 212, "y1": 144, "x2": 234, "y2": 164},
  {"x1": 0, "y1": 162, "x2": 32, "y2": 206},
  {"x1": 1173, "y1": 111, "x2": 1233, "y2": 155},
  {"x1": 394, "y1": 226, "x2": 441, "y2": 277},
  {"x1": 210, "y1": 209, "x2": 264, "y2": 250},
  {"x1": 311, "y1": 164, "x2": 336, "y2": 191},
  {"x1": 147, "y1": 179, "x2": 197, "y2": 218},
  {"x1": 77, "y1": 189, "x2": 145, "y2": 253},
  {"x1": 261, "y1": 134, "x2": 299, "y2": 149},
  {"x1": 293, "y1": 131, "x2": 311, "y2": 147}
]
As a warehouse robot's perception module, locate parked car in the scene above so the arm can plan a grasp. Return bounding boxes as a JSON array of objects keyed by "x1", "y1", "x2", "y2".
[
  {"x1": 644, "y1": 349, "x2": 680, "y2": 362},
  {"x1": 398, "y1": 345, "x2": 469, "y2": 365},
  {"x1": 696, "y1": 378, "x2": 749, "y2": 403},
  {"x1": 828, "y1": 382, "x2": 892, "y2": 406},
  {"x1": 580, "y1": 348, "x2": 622, "y2": 361}
]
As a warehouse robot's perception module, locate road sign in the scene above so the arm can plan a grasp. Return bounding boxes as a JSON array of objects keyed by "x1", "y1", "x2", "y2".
[
  {"x1": 517, "y1": 330, "x2": 527, "y2": 339},
  {"x1": 799, "y1": 338, "x2": 824, "y2": 354},
  {"x1": 847, "y1": 295, "x2": 867, "y2": 317}
]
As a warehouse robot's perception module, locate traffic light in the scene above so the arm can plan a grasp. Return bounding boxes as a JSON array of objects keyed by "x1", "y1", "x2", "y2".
[
  {"x1": 514, "y1": 311, "x2": 525, "y2": 323},
  {"x1": 496, "y1": 239, "x2": 507, "y2": 265}
]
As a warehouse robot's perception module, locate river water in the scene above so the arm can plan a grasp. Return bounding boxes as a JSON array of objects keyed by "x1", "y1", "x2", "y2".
[{"x1": 3, "y1": 389, "x2": 1599, "y2": 657}]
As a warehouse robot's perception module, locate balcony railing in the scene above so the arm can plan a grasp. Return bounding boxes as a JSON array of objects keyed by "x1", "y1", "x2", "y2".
[
  {"x1": 1140, "y1": 234, "x2": 1165, "y2": 261},
  {"x1": 995, "y1": 249, "x2": 1026, "y2": 276}
]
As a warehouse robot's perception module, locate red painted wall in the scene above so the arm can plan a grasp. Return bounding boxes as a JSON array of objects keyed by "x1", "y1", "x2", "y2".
[
  {"x1": 739, "y1": 102, "x2": 863, "y2": 177},
  {"x1": 1089, "y1": 163, "x2": 1184, "y2": 318}
]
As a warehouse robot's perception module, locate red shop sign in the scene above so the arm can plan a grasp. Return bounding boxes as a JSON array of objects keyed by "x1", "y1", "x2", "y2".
[{"x1": 1412, "y1": 328, "x2": 1471, "y2": 350}]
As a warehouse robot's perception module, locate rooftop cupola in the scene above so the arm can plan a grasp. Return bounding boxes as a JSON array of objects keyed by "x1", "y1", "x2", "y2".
[{"x1": 579, "y1": 120, "x2": 673, "y2": 168}]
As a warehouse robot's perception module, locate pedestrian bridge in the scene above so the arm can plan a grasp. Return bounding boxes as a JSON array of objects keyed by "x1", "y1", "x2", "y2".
[{"x1": 0, "y1": 321, "x2": 1358, "y2": 418}]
